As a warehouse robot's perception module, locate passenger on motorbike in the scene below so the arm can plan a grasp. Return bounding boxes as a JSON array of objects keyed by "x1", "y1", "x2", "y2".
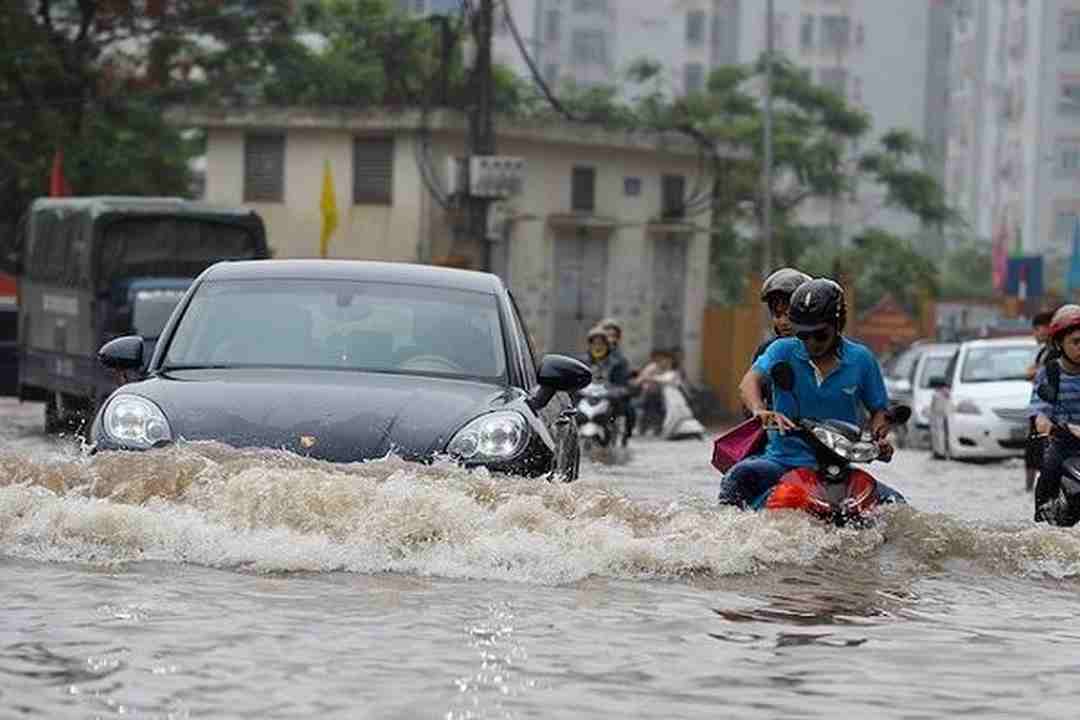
[
  {"x1": 718, "y1": 278, "x2": 905, "y2": 509},
  {"x1": 753, "y1": 268, "x2": 812, "y2": 364},
  {"x1": 1030, "y1": 305, "x2": 1080, "y2": 525}
]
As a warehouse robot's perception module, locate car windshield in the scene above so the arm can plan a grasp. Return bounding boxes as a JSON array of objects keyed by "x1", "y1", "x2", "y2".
[
  {"x1": 960, "y1": 345, "x2": 1035, "y2": 383},
  {"x1": 132, "y1": 289, "x2": 186, "y2": 339},
  {"x1": 918, "y1": 355, "x2": 952, "y2": 388},
  {"x1": 162, "y1": 279, "x2": 507, "y2": 380}
]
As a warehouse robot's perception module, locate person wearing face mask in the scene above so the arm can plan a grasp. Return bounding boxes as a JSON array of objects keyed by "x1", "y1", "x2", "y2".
[{"x1": 717, "y1": 278, "x2": 905, "y2": 509}]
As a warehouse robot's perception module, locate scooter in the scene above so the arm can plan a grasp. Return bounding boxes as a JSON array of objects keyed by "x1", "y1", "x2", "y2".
[
  {"x1": 575, "y1": 379, "x2": 628, "y2": 454},
  {"x1": 755, "y1": 362, "x2": 911, "y2": 526},
  {"x1": 1032, "y1": 376, "x2": 1080, "y2": 527}
]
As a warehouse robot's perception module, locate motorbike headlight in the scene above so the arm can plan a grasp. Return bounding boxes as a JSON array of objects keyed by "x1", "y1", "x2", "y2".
[
  {"x1": 954, "y1": 399, "x2": 981, "y2": 415},
  {"x1": 447, "y1": 411, "x2": 529, "y2": 463},
  {"x1": 812, "y1": 426, "x2": 853, "y2": 458},
  {"x1": 847, "y1": 442, "x2": 879, "y2": 462},
  {"x1": 103, "y1": 394, "x2": 172, "y2": 449}
]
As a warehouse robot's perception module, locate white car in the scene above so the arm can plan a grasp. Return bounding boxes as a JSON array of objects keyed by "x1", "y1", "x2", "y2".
[
  {"x1": 928, "y1": 337, "x2": 1037, "y2": 460},
  {"x1": 906, "y1": 342, "x2": 958, "y2": 447}
]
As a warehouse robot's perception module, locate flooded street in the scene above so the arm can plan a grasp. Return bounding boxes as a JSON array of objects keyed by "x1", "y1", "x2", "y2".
[{"x1": 2, "y1": 397, "x2": 1080, "y2": 718}]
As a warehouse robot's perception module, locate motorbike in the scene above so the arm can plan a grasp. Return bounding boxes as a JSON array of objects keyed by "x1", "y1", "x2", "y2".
[
  {"x1": 754, "y1": 362, "x2": 911, "y2": 526},
  {"x1": 574, "y1": 379, "x2": 629, "y2": 455},
  {"x1": 1032, "y1": 378, "x2": 1080, "y2": 527}
]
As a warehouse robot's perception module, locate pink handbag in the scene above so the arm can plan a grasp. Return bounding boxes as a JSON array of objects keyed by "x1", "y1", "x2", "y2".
[{"x1": 711, "y1": 416, "x2": 767, "y2": 472}]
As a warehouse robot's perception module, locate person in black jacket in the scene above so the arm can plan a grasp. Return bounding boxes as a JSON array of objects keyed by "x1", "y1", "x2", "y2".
[{"x1": 1025, "y1": 310, "x2": 1055, "y2": 491}]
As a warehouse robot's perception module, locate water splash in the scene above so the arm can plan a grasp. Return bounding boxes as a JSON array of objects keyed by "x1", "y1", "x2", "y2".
[{"x1": 1, "y1": 443, "x2": 1079, "y2": 584}]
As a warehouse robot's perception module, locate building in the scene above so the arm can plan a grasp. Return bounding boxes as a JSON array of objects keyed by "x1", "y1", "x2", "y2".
[
  {"x1": 945, "y1": 0, "x2": 1080, "y2": 288},
  {"x1": 166, "y1": 106, "x2": 716, "y2": 381},
  {"x1": 487, "y1": 0, "x2": 741, "y2": 97}
]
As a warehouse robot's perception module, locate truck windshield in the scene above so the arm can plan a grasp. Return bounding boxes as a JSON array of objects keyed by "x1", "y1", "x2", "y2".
[{"x1": 132, "y1": 289, "x2": 187, "y2": 339}]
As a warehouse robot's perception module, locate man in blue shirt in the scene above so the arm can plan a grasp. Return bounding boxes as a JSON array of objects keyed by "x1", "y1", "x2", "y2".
[{"x1": 718, "y1": 278, "x2": 904, "y2": 508}]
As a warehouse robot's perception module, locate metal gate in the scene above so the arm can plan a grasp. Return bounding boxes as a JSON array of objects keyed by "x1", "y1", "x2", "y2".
[
  {"x1": 652, "y1": 233, "x2": 687, "y2": 351},
  {"x1": 552, "y1": 228, "x2": 608, "y2": 356}
]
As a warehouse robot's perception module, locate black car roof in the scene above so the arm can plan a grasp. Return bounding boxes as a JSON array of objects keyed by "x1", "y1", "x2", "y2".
[{"x1": 201, "y1": 260, "x2": 504, "y2": 294}]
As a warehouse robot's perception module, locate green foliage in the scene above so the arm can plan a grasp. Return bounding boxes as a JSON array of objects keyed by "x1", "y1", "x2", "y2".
[{"x1": 939, "y1": 240, "x2": 994, "y2": 299}]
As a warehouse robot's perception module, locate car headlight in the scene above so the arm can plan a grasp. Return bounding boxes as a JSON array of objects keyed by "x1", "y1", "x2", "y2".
[
  {"x1": 447, "y1": 411, "x2": 529, "y2": 463},
  {"x1": 103, "y1": 394, "x2": 173, "y2": 448},
  {"x1": 954, "y1": 399, "x2": 981, "y2": 415}
]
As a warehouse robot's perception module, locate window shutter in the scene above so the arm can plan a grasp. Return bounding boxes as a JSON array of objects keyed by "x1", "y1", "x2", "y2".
[
  {"x1": 661, "y1": 175, "x2": 686, "y2": 219},
  {"x1": 243, "y1": 133, "x2": 285, "y2": 202},
  {"x1": 353, "y1": 138, "x2": 394, "y2": 205}
]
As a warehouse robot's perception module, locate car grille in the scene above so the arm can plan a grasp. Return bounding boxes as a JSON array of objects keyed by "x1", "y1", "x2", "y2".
[{"x1": 993, "y1": 408, "x2": 1029, "y2": 423}]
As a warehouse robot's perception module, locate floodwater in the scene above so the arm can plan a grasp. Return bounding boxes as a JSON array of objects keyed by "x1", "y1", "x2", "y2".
[{"x1": 1, "y1": 397, "x2": 1079, "y2": 719}]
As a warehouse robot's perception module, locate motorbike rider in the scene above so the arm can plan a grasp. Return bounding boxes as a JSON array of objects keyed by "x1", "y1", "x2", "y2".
[
  {"x1": 601, "y1": 318, "x2": 635, "y2": 443},
  {"x1": 586, "y1": 326, "x2": 629, "y2": 386},
  {"x1": 1030, "y1": 305, "x2": 1080, "y2": 525},
  {"x1": 718, "y1": 278, "x2": 905, "y2": 508},
  {"x1": 1025, "y1": 310, "x2": 1055, "y2": 492}
]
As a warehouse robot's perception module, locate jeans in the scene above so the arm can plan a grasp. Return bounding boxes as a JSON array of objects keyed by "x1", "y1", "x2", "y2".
[{"x1": 719, "y1": 457, "x2": 907, "y2": 509}]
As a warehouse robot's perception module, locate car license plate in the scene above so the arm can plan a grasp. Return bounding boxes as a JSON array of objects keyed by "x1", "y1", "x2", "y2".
[{"x1": 1009, "y1": 425, "x2": 1028, "y2": 440}]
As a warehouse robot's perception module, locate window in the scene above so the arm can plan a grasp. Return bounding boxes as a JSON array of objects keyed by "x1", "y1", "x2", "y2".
[
  {"x1": 571, "y1": 29, "x2": 608, "y2": 66},
  {"x1": 819, "y1": 67, "x2": 848, "y2": 96},
  {"x1": 243, "y1": 133, "x2": 285, "y2": 203},
  {"x1": 545, "y1": 9, "x2": 560, "y2": 43},
  {"x1": 686, "y1": 10, "x2": 706, "y2": 46},
  {"x1": 800, "y1": 14, "x2": 815, "y2": 50},
  {"x1": 821, "y1": 15, "x2": 850, "y2": 51},
  {"x1": 353, "y1": 138, "x2": 394, "y2": 205},
  {"x1": 684, "y1": 63, "x2": 705, "y2": 94},
  {"x1": 571, "y1": 166, "x2": 595, "y2": 212},
  {"x1": 1057, "y1": 141, "x2": 1080, "y2": 177},
  {"x1": 661, "y1": 175, "x2": 686, "y2": 219},
  {"x1": 573, "y1": 0, "x2": 607, "y2": 13},
  {"x1": 1060, "y1": 81, "x2": 1080, "y2": 116},
  {"x1": 1063, "y1": 12, "x2": 1080, "y2": 52}
]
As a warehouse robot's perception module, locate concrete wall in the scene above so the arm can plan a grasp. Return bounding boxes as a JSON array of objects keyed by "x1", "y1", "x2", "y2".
[{"x1": 205, "y1": 128, "x2": 423, "y2": 262}]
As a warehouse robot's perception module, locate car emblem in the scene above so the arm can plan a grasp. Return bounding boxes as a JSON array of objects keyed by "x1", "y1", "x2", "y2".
[{"x1": 299, "y1": 435, "x2": 317, "y2": 449}]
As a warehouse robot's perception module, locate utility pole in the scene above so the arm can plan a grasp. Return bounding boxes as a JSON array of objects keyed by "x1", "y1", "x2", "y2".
[
  {"x1": 762, "y1": 0, "x2": 774, "y2": 278},
  {"x1": 466, "y1": 0, "x2": 496, "y2": 271}
]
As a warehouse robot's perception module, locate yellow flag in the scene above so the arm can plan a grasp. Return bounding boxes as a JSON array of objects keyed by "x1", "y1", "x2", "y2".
[{"x1": 319, "y1": 159, "x2": 338, "y2": 258}]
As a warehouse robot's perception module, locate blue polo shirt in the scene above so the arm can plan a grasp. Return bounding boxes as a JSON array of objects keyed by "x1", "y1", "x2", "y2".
[{"x1": 751, "y1": 337, "x2": 890, "y2": 468}]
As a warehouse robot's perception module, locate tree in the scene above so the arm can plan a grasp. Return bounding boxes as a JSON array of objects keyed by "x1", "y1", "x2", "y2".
[
  {"x1": 939, "y1": 240, "x2": 994, "y2": 298},
  {"x1": 0, "y1": 0, "x2": 293, "y2": 231}
]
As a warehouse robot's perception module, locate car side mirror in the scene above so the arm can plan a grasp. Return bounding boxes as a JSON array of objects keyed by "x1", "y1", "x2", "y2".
[
  {"x1": 98, "y1": 335, "x2": 145, "y2": 372},
  {"x1": 928, "y1": 376, "x2": 948, "y2": 390},
  {"x1": 529, "y1": 354, "x2": 592, "y2": 410},
  {"x1": 770, "y1": 361, "x2": 796, "y2": 392}
]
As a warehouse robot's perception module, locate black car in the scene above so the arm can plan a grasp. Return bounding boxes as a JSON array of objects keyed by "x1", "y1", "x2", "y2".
[{"x1": 91, "y1": 260, "x2": 592, "y2": 479}]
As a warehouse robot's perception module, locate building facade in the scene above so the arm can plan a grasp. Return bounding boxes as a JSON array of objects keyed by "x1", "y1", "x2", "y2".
[
  {"x1": 945, "y1": 0, "x2": 1080, "y2": 285},
  {"x1": 168, "y1": 107, "x2": 714, "y2": 381}
]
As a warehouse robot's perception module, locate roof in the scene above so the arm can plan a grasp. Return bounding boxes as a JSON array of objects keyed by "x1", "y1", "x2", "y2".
[
  {"x1": 164, "y1": 106, "x2": 744, "y2": 159},
  {"x1": 201, "y1": 259, "x2": 505, "y2": 294},
  {"x1": 30, "y1": 196, "x2": 260, "y2": 220}
]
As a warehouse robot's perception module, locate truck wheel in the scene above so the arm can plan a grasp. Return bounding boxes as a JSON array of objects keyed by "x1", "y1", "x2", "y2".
[{"x1": 44, "y1": 396, "x2": 62, "y2": 435}]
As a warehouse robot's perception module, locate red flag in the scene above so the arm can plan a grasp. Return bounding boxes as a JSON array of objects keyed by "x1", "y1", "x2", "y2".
[{"x1": 49, "y1": 149, "x2": 72, "y2": 197}]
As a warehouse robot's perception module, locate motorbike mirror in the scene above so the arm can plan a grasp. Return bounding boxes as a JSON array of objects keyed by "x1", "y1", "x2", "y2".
[
  {"x1": 770, "y1": 361, "x2": 796, "y2": 392},
  {"x1": 1036, "y1": 383, "x2": 1058, "y2": 404},
  {"x1": 887, "y1": 405, "x2": 912, "y2": 425}
]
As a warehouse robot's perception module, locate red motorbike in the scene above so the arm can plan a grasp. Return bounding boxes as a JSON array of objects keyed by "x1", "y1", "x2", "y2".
[{"x1": 753, "y1": 362, "x2": 911, "y2": 526}]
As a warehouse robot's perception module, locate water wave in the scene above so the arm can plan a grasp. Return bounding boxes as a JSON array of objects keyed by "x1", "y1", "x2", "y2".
[{"x1": 1, "y1": 443, "x2": 1079, "y2": 584}]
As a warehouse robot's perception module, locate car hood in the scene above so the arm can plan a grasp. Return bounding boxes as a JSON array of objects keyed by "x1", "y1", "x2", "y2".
[{"x1": 108, "y1": 369, "x2": 522, "y2": 462}]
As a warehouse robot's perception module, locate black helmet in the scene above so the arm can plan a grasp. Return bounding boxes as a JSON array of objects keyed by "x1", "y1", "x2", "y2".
[
  {"x1": 760, "y1": 268, "x2": 812, "y2": 303},
  {"x1": 788, "y1": 278, "x2": 847, "y2": 333}
]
